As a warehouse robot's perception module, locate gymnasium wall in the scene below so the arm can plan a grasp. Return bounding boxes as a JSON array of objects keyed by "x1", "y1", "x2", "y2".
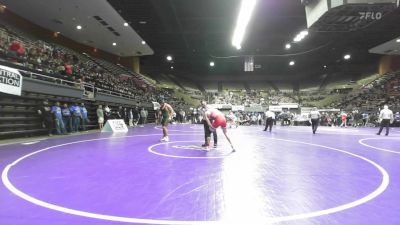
[{"x1": 379, "y1": 55, "x2": 400, "y2": 75}]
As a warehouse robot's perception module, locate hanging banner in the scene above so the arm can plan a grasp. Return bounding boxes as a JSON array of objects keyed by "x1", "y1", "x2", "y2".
[
  {"x1": 231, "y1": 105, "x2": 245, "y2": 111},
  {"x1": 269, "y1": 105, "x2": 283, "y2": 112},
  {"x1": 0, "y1": 65, "x2": 23, "y2": 96},
  {"x1": 152, "y1": 102, "x2": 161, "y2": 110}
]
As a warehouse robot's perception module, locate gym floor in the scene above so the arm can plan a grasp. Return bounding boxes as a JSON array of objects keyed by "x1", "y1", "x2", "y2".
[{"x1": 0, "y1": 124, "x2": 399, "y2": 225}]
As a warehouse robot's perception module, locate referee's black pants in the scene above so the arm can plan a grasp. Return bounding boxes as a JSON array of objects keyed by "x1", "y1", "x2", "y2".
[
  {"x1": 377, "y1": 119, "x2": 390, "y2": 135},
  {"x1": 264, "y1": 117, "x2": 273, "y2": 132},
  {"x1": 311, "y1": 119, "x2": 319, "y2": 134}
]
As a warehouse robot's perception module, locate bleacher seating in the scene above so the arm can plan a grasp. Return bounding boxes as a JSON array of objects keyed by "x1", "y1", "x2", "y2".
[{"x1": 0, "y1": 21, "x2": 192, "y2": 139}]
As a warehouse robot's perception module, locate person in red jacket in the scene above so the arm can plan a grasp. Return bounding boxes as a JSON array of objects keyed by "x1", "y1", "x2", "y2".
[
  {"x1": 64, "y1": 63, "x2": 73, "y2": 75},
  {"x1": 8, "y1": 40, "x2": 25, "y2": 57},
  {"x1": 340, "y1": 111, "x2": 347, "y2": 127}
]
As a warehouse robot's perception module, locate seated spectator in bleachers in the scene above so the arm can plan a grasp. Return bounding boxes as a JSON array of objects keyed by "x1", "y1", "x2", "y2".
[
  {"x1": 51, "y1": 102, "x2": 66, "y2": 135},
  {"x1": 8, "y1": 39, "x2": 25, "y2": 58},
  {"x1": 37, "y1": 100, "x2": 53, "y2": 136},
  {"x1": 64, "y1": 62, "x2": 73, "y2": 76},
  {"x1": 62, "y1": 103, "x2": 72, "y2": 133}
]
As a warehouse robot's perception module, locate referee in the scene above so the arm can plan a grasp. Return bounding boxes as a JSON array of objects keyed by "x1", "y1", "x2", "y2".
[
  {"x1": 309, "y1": 107, "x2": 321, "y2": 134},
  {"x1": 377, "y1": 105, "x2": 394, "y2": 136},
  {"x1": 263, "y1": 110, "x2": 275, "y2": 132}
]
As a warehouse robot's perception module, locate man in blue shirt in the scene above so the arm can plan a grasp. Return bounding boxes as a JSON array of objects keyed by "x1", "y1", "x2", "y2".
[
  {"x1": 51, "y1": 102, "x2": 66, "y2": 134},
  {"x1": 62, "y1": 103, "x2": 72, "y2": 133},
  {"x1": 80, "y1": 103, "x2": 89, "y2": 131},
  {"x1": 71, "y1": 103, "x2": 82, "y2": 132}
]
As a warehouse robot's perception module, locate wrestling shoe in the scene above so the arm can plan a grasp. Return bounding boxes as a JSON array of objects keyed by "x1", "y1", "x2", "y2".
[{"x1": 160, "y1": 137, "x2": 169, "y2": 142}]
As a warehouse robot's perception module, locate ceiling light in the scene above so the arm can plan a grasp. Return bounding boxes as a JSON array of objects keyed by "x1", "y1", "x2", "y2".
[
  {"x1": 285, "y1": 44, "x2": 291, "y2": 49},
  {"x1": 123, "y1": 22, "x2": 129, "y2": 27},
  {"x1": 300, "y1": 30, "x2": 309, "y2": 36},
  {"x1": 231, "y1": 0, "x2": 257, "y2": 49},
  {"x1": 210, "y1": 61, "x2": 215, "y2": 67},
  {"x1": 166, "y1": 55, "x2": 173, "y2": 61},
  {"x1": 170, "y1": 66, "x2": 174, "y2": 69},
  {"x1": 293, "y1": 30, "x2": 309, "y2": 42},
  {"x1": 76, "y1": 25, "x2": 82, "y2": 30},
  {"x1": 344, "y1": 54, "x2": 351, "y2": 60},
  {"x1": 141, "y1": 40, "x2": 146, "y2": 45},
  {"x1": 112, "y1": 42, "x2": 117, "y2": 46},
  {"x1": 324, "y1": 65, "x2": 327, "y2": 68},
  {"x1": 289, "y1": 61, "x2": 295, "y2": 66},
  {"x1": 139, "y1": 21, "x2": 147, "y2": 24},
  {"x1": 293, "y1": 36, "x2": 302, "y2": 42},
  {"x1": 396, "y1": 39, "x2": 400, "y2": 43}
]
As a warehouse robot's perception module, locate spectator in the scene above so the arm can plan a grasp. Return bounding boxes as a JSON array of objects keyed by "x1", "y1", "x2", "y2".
[
  {"x1": 128, "y1": 108, "x2": 134, "y2": 127},
  {"x1": 104, "y1": 105, "x2": 111, "y2": 122},
  {"x1": 51, "y1": 101, "x2": 66, "y2": 135},
  {"x1": 80, "y1": 103, "x2": 89, "y2": 131},
  {"x1": 64, "y1": 62, "x2": 73, "y2": 75},
  {"x1": 37, "y1": 100, "x2": 53, "y2": 136},
  {"x1": 132, "y1": 106, "x2": 140, "y2": 127},
  {"x1": 140, "y1": 108, "x2": 146, "y2": 127},
  {"x1": 394, "y1": 112, "x2": 400, "y2": 127},
  {"x1": 62, "y1": 103, "x2": 72, "y2": 133},
  {"x1": 71, "y1": 103, "x2": 82, "y2": 132},
  {"x1": 154, "y1": 109, "x2": 160, "y2": 125},
  {"x1": 117, "y1": 106, "x2": 123, "y2": 119},
  {"x1": 97, "y1": 105, "x2": 104, "y2": 130},
  {"x1": 340, "y1": 111, "x2": 347, "y2": 127},
  {"x1": 8, "y1": 39, "x2": 25, "y2": 57},
  {"x1": 361, "y1": 112, "x2": 368, "y2": 126},
  {"x1": 124, "y1": 107, "x2": 129, "y2": 125}
]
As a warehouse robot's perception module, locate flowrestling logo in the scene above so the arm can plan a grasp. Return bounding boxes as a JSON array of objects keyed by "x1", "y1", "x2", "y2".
[
  {"x1": 359, "y1": 12, "x2": 383, "y2": 20},
  {"x1": 0, "y1": 65, "x2": 23, "y2": 96}
]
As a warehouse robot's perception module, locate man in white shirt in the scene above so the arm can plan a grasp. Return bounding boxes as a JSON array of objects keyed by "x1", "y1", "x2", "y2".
[
  {"x1": 377, "y1": 105, "x2": 394, "y2": 136},
  {"x1": 263, "y1": 110, "x2": 275, "y2": 132},
  {"x1": 309, "y1": 107, "x2": 321, "y2": 134}
]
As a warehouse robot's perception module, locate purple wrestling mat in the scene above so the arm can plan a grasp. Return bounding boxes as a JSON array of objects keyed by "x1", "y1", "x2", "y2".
[{"x1": 0, "y1": 124, "x2": 399, "y2": 225}]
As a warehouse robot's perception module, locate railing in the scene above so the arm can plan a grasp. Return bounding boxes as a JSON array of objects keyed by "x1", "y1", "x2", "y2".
[
  {"x1": 18, "y1": 68, "x2": 95, "y2": 97},
  {"x1": 1, "y1": 62, "x2": 145, "y2": 101},
  {"x1": 95, "y1": 87, "x2": 137, "y2": 100}
]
